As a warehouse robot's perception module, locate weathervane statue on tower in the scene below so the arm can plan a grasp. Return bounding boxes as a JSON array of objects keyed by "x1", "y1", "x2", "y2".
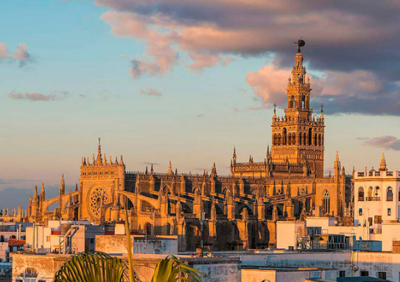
[{"x1": 296, "y1": 38, "x2": 305, "y2": 53}]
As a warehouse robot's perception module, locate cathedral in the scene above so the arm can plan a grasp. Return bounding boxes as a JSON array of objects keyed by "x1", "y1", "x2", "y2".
[{"x1": 9, "y1": 42, "x2": 352, "y2": 251}]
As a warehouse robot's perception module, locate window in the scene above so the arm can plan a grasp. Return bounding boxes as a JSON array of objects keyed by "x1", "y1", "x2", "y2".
[
  {"x1": 322, "y1": 190, "x2": 330, "y2": 215},
  {"x1": 145, "y1": 223, "x2": 152, "y2": 236},
  {"x1": 388, "y1": 208, "x2": 392, "y2": 216},
  {"x1": 387, "y1": 187, "x2": 393, "y2": 201},
  {"x1": 378, "y1": 272, "x2": 386, "y2": 279},
  {"x1": 375, "y1": 186, "x2": 380, "y2": 197},
  {"x1": 360, "y1": 271, "x2": 369, "y2": 276},
  {"x1": 283, "y1": 128, "x2": 287, "y2": 145},
  {"x1": 368, "y1": 186, "x2": 373, "y2": 198},
  {"x1": 374, "y1": 215, "x2": 382, "y2": 224},
  {"x1": 368, "y1": 217, "x2": 372, "y2": 226},
  {"x1": 339, "y1": 271, "x2": 346, "y2": 277},
  {"x1": 358, "y1": 187, "x2": 364, "y2": 201},
  {"x1": 359, "y1": 208, "x2": 363, "y2": 216}
]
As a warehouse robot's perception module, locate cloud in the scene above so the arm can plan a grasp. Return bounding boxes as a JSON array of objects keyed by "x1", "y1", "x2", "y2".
[
  {"x1": 245, "y1": 59, "x2": 400, "y2": 116},
  {"x1": 0, "y1": 43, "x2": 33, "y2": 67},
  {"x1": 197, "y1": 113, "x2": 206, "y2": 117},
  {"x1": 8, "y1": 91, "x2": 68, "y2": 101},
  {"x1": 139, "y1": 87, "x2": 162, "y2": 96},
  {"x1": 94, "y1": 0, "x2": 400, "y2": 116},
  {"x1": 96, "y1": 0, "x2": 400, "y2": 75},
  {"x1": 363, "y1": 136, "x2": 400, "y2": 151}
]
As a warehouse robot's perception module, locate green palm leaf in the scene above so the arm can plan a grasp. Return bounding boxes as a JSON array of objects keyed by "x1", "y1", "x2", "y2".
[
  {"x1": 151, "y1": 255, "x2": 206, "y2": 282},
  {"x1": 54, "y1": 251, "x2": 128, "y2": 282}
]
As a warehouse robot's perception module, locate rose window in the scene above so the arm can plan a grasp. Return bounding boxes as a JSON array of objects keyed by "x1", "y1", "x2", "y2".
[{"x1": 89, "y1": 186, "x2": 108, "y2": 218}]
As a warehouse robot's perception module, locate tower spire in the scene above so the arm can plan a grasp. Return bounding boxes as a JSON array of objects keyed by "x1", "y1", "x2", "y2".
[
  {"x1": 60, "y1": 174, "x2": 65, "y2": 195},
  {"x1": 379, "y1": 152, "x2": 387, "y2": 171},
  {"x1": 167, "y1": 161, "x2": 173, "y2": 175},
  {"x1": 97, "y1": 138, "x2": 103, "y2": 164},
  {"x1": 40, "y1": 182, "x2": 46, "y2": 201}
]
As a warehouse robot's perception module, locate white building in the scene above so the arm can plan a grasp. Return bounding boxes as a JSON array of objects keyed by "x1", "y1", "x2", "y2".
[
  {"x1": 25, "y1": 220, "x2": 105, "y2": 253},
  {"x1": 353, "y1": 154, "x2": 400, "y2": 231}
]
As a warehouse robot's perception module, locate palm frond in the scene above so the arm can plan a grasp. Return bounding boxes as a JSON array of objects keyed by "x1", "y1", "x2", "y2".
[
  {"x1": 151, "y1": 255, "x2": 206, "y2": 282},
  {"x1": 54, "y1": 251, "x2": 127, "y2": 282}
]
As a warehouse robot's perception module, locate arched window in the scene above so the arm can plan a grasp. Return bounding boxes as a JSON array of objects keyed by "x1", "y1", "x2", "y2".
[
  {"x1": 288, "y1": 133, "x2": 291, "y2": 145},
  {"x1": 303, "y1": 132, "x2": 307, "y2": 146},
  {"x1": 292, "y1": 133, "x2": 296, "y2": 145},
  {"x1": 322, "y1": 190, "x2": 330, "y2": 215},
  {"x1": 318, "y1": 134, "x2": 322, "y2": 146},
  {"x1": 398, "y1": 188, "x2": 400, "y2": 201},
  {"x1": 375, "y1": 186, "x2": 380, "y2": 198},
  {"x1": 283, "y1": 128, "x2": 287, "y2": 145},
  {"x1": 308, "y1": 128, "x2": 312, "y2": 145},
  {"x1": 387, "y1": 187, "x2": 393, "y2": 201},
  {"x1": 299, "y1": 133, "x2": 302, "y2": 145},
  {"x1": 145, "y1": 223, "x2": 152, "y2": 236},
  {"x1": 358, "y1": 187, "x2": 364, "y2": 201},
  {"x1": 314, "y1": 133, "x2": 317, "y2": 146},
  {"x1": 278, "y1": 134, "x2": 281, "y2": 146},
  {"x1": 368, "y1": 186, "x2": 373, "y2": 198},
  {"x1": 289, "y1": 96, "x2": 294, "y2": 108},
  {"x1": 302, "y1": 95, "x2": 305, "y2": 108}
]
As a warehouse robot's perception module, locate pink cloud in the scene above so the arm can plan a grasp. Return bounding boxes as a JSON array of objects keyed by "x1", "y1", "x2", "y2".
[
  {"x1": 0, "y1": 43, "x2": 32, "y2": 67},
  {"x1": 245, "y1": 58, "x2": 396, "y2": 115},
  {"x1": 8, "y1": 91, "x2": 68, "y2": 101},
  {"x1": 139, "y1": 87, "x2": 162, "y2": 96},
  {"x1": 364, "y1": 136, "x2": 400, "y2": 151}
]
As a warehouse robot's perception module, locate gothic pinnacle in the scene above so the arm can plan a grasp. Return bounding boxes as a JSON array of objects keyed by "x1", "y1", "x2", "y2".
[
  {"x1": 379, "y1": 152, "x2": 387, "y2": 171},
  {"x1": 167, "y1": 161, "x2": 172, "y2": 174}
]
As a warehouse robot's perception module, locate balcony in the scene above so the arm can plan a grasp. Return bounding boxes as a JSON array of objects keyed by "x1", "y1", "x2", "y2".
[
  {"x1": 358, "y1": 197, "x2": 364, "y2": 202},
  {"x1": 366, "y1": 197, "x2": 380, "y2": 201}
]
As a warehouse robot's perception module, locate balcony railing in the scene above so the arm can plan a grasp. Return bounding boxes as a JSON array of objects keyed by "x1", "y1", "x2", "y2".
[
  {"x1": 387, "y1": 196, "x2": 393, "y2": 201},
  {"x1": 358, "y1": 197, "x2": 364, "y2": 202},
  {"x1": 366, "y1": 197, "x2": 380, "y2": 201}
]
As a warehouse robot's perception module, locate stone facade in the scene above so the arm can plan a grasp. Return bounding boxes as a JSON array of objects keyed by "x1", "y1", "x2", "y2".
[{"x1": 2, "y1": 44, "x2": 352, "y2": 252}]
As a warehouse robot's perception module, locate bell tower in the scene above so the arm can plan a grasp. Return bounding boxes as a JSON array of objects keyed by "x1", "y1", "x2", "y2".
[{"x1": 271, "y1": 40, "x2": 325, "y2": 177}]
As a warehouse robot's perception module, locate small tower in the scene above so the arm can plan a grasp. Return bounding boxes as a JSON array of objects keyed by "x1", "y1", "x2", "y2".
[
  {"x1": 334, "y1": 151, "x2": 341, "y2": 179},
  {"x1": 60, "y1": 174, "x2": 65, "y2": 195},
  {"x1": 211, "y1": 162, "x2": 217, "y2": 177},
  {"x1": 379, "y1": 153, "x2": 387, "y2": 171},
  {"x1": 40, "y1": 182, "x2": 46, "y2": 202},
  {"x1": 32, "y1": 186, "x2": 38, "y2": 206},
  {"x1": 96, "y1": 138, "x2": 103, "y2": 165},
  {"x1": 167, "y1": 161, "x2": 173, "y2": 175}
]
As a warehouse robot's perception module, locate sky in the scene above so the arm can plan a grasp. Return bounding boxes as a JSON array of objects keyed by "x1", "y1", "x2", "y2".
[{"x1": 1, "y1": 0, "x2": 400, "y2": 209}]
